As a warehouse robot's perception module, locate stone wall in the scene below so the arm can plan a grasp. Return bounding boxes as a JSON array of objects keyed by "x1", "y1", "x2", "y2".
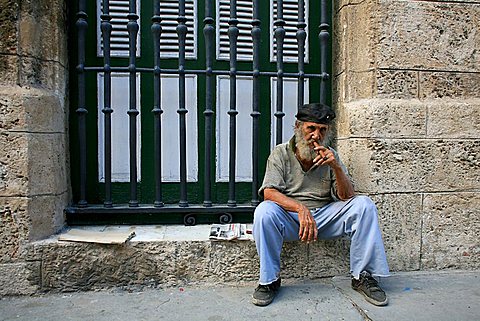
[
  {"x1": 333, "y1": 0, "x2": 480, "y2": 272},
  {"x1": 0, "y1": 0, "x2": 70, "y2": 294}
]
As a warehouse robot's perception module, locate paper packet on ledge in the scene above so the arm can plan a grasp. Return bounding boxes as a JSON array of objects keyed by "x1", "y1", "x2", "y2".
[{"x1": 209, "y1": 223, "x2": 253, "y2": 241}]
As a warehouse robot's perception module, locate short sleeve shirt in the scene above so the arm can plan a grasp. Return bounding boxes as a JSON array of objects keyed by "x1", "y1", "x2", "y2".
[{"x1": 259, "y1": 138, "x2": 352, "y2": 210}]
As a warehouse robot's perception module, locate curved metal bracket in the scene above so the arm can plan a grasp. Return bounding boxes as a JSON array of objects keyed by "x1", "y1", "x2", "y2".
[
  {"x1": 219, "y1": 212, "x2": 233, "y2": 224},
  {"x1": 183, "y1": 213, "x2": 197, "y2": 226}
]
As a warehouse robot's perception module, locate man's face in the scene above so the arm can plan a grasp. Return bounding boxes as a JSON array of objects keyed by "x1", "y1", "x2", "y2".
[
  {"x1": 298, "y1": 121, "x2": 329, "y2": 147},
  {"x1": 294, "y1": 121, "x2": 330, "y2": 162}
]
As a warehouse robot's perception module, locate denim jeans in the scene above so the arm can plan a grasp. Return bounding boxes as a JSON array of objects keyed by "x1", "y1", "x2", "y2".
[{"x1": 253, "y1": 196, "x2": 390, "y2": 284}]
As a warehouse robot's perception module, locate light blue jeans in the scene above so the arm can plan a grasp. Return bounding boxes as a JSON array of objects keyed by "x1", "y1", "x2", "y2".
[{"x1": 253, "y1": 196, "x2": 390, "y2": 285}]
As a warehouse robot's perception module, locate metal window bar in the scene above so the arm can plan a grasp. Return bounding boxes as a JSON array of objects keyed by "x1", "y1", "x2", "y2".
[
  {"x1": 296, "y1": 0, "x2": 306, "y2": 109},
  {"x1": 101, "y1": 0, "x2": 113, "y2": 208},
  {"x1": 273, "y1": 0, "x2": 285, "y2": 146},
  {"x1": 319, "y1": 0, "x2": 329, "y2": 104},
  {"x1": 250, "y1": 0, "x2": 261, "y2": 207},
  {"x1": 76, "y1": 0, "x2": 88, "y2": 208},
  {"x1": 227, "y1": 0, "x2": 239, "y2": 207},
  {"x1": 127, "y1": 0, "x2": 140, "y2": 207},
  {"x1": 71, "y1": 0, "x2": 330, "y2": 225},
  {"x1": 177, "y1": 0, "x2": 189, "y2": 208},
  {"x1": 203, "y1": 0, "x2": 215, "y2": 207},
  {"x1": 152, "y1": 1, "x2": 164, "y2": 207}
]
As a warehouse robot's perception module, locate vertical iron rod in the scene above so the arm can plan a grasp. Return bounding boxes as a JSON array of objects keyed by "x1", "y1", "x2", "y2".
[
  {"x1": 296, "y1": 0, "x2": 306, "y2": 109},
  {"x1": 177, "y1": 0, "x2": 189, "y2": 207},
  {"x1": 152, "y1": 0, "x2": 164, "y2": 207},
  {"x1": 274, "y1": 0, "x2": 286, "y2": 145},
  {"x1": 251, "y1": 0, "x2": 261, "y2": 206},
  {"x1": 127, "y1": 0, "x2": 139, "y2": 207},
  {"x1": 101, "y1": 0, "x2": 113, "y2": 208},
  {"x1": 319, "y1": 0, "x2": 330, "y2": 104},
  {"x1": 203, "y1": 0, "x2": 214, "y2": 207},
  {"x1": 76, "y1": 0, "x2": 88, "y2": 207},
  {"x1": 227, "y1": 0, "x2": 239, "y2": 207}
]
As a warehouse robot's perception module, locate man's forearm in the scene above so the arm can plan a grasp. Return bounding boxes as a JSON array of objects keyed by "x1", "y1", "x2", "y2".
[
  {"x1": 263, "y1": 188, "x2": 301, "y2": 212},
  {"x1": 332, "y1": 165, "x2": 355, "y2": 200},
  {"x1": 263, "y1": 188, "x2": 303, "y2": 212},
  {"x1": 263, "y1": 187, "x2": 318, "y2": 242}
]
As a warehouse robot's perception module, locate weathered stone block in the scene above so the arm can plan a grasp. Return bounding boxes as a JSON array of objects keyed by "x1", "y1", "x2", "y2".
[
  {"x1": 337, "y1": 99, "x2": 427, "y2": 139},
  {"x1": 333, "y1": 5, "x2": 348, "y2": 76},
  {"x1": 421, "y1": 192, "x2": 480, "y2": 270},
  {"x1": 0, "y1": 197, "x2": 30, "y2": 263},
  {"x1": 427, "y1": 100, "x2": 480, "y2": 138},
  {"x1": 370, "y1": 194, "x2": 422, "y2": 272},
  {"x1": 40, "y1": 241, "x2": 174, "y2": 291},
  {"x1": 17, "y1": 0, "x2": 67, "y2": 65},
  {"x1": 344, "y1": 0, "x2": 376, "y2": 72},
  {"x1": 420, "y1": 72, "x2": 480, "y2": 99},
  {"x1": 173, "y1": 241, "x2": 211, "y2": 283},
  {"x1": 0, "y1": 0, "x2": 19, "y2": 54},
  {"x1": 0, "y1": 262, "x2": 40, "y2": 295},
  {"x1": 134, "y1": 241, "x2": 180, "y2": 287},
  {"x1": 0, "y1": 86, "x2": 66, "y2": 133},
  {"x1": 377, "y1": 1, "x2": 480, "y2": 72},
  {"x1": 306, "y1": 239, "x2": 350, "y2": 278},
  {"x1": 333, "y1": 71, "x2": 346, "y2": 107},
  {"x1": 0, "y1": 132, "x2": 28, "y2": 196},
  {"x1": 334, "y1": 0, "x2": 382, "y2": 102},
  {"x1": 17, "y1": 57, "x2": 67, "y2": 94},
  {"x1": 376, "y1": 70, "x2": 418, "y2": 99},
  {"x1": 27, "y1": 133, "x2": 68, "y2": 196},
  {"x1": 28, "y1": 192, "x2": 68, "y2": 241},
  {"x1": 344, "y1": 70, "x2": 376, "y2": 102},
  {"x1": 279, "y1": 241, "x2": 309, "y2": 280},
  {"x1": 337, "y1": 138, "x2": 480, "y2": 193},
  {"x1": 0, "y1": 194, "x2": 68, "y2": 263},
  {"x1": 209, "y1": 241, "x2": 259, "y2": 282},
  {"x1": 0, "y1": 55, "x2": 19, "y2": 85}
]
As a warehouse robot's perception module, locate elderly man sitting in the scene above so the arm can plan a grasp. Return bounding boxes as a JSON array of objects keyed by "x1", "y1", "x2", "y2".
[{"x1": 252, "y1": 103, "x2": 390, "y2": 307}]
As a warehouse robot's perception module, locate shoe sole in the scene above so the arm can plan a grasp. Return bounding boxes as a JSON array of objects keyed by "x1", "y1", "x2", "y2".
[
  {"x1": 353, "y1": 287, "x2": 389, "y2": 306},
  {"x1": 251, "y1": 296, "x2": 274, "y2": 307}
]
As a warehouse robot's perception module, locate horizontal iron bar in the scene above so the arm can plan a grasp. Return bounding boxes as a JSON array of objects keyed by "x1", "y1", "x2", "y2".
[
  {"x1": 66, "y1": 204, "x2": 255, "y2": 215},
  {"x1": 83, "y1": 66, "x2": 324, "y2": 78}
]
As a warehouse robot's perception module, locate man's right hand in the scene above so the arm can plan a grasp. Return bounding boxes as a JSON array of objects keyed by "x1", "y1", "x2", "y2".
[{"x1": 297, "y1": 203, "x2": 318, "y2": 243}]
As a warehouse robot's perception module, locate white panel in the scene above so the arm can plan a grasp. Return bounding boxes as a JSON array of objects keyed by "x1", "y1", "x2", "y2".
[
  {"x1": 270, "y1": 78, "x2": 309, "y2": 148},
  {"x1": 216, "y1": 76, "x2": 253, "y2": 182},
  {"x1": 160, "y1": 75, "x2": 198, "y2": 182},
  {"x1": 98, "y1": 73, "x2": 141, "y2": 182}
]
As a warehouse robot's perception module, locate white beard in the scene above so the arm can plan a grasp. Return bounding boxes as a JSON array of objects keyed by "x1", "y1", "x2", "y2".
[
  {"x1": 293, "y1": 125, "x2": 332, "y2": 162},
  {"x1": 294, "y1": 126, "x2": 317, "y2": 162}
]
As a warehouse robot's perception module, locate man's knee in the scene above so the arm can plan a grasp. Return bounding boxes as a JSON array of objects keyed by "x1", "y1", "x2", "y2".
[
  {"x1": 350, "y1": 195, "x2": 379, "y2": 226},
  {"x1": 352, "y1": 195, "x2": 377, "y2": 213},
  {"x1": 254, "y1": 200, "x2": 283, "y2": 225}
]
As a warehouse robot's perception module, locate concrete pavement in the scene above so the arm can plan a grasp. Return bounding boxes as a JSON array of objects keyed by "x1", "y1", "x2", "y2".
[{"x1": 1, "y1": 270, "x2": 478, "y2": 321}]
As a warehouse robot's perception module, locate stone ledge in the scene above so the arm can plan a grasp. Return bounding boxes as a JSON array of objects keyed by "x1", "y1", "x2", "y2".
[
  {"x1": 20, "y1": 225, "x2": 350, "y2": 293},
  {"x1": 0, "y1": 262, "x2": 40, "y2": 296}
]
